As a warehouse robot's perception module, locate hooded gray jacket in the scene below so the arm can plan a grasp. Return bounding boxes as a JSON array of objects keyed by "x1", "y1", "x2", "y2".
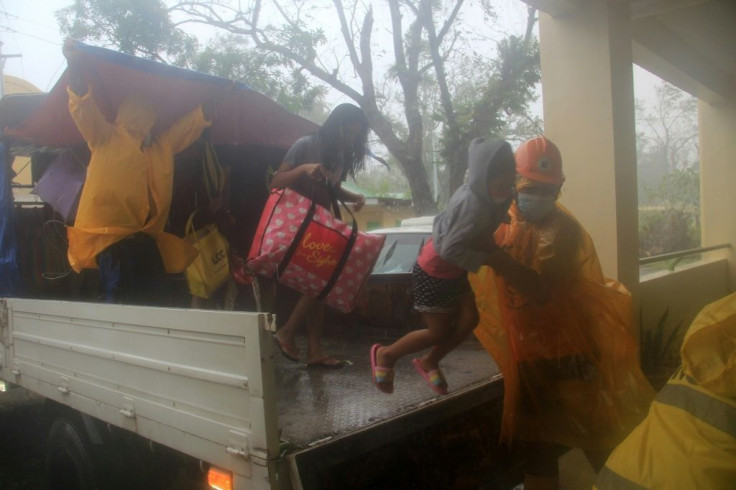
[{"x1": 432, "y1": 138, "x2": 514, "y2": 273}]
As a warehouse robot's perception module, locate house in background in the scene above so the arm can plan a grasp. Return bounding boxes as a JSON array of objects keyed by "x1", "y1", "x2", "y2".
[
  {"x1": 4, "y1": 75, "x2": 42, "y2": 193},
  {"x1": 342, "y1": 180, "x2": 415, "y2": 231}
]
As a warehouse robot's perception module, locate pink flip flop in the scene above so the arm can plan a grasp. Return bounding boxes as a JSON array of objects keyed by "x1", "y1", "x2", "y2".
[
  {"x1": 370, "y1": 344, "x2": 394, "y2": 394},
  {"x1": 412, "y1": 358, "x2": 448, "y2": 395},
  {"x1": 273, "y1": 335, "x2": 300, "y2": 363}
]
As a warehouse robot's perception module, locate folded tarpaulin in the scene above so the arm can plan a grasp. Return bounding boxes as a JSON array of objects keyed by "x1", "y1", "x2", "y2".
[
  {"x1": 0, "y1": 142, "x2": 21, "y2": 296},
  {"x1": 5, "y1": 42, "x2": 317, "y2": 149}
]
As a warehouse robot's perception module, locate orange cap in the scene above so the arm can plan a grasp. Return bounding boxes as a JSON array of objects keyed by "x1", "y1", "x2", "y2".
[{"x1": 515, "y1": 136, "x2": 564, "y2": 185}]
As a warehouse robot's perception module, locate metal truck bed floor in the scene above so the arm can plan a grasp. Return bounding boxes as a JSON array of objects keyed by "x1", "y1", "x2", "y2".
[{"x1": 274, "y1": 335, "x2": 499, "y2": 447}]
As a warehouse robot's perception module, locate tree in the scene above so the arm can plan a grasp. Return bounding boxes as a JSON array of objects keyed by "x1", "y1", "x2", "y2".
[
  {"x1": 56, "y1": 0, "x2": 197, "y2": 62},
  {"x1": 56, "y1": 0, "x2": 325, "y2": 116},
  {"x1": 354, "y1": 162, "x2": 412, "y2": 200},
  {"x1": 169, "y1": 0, "x2": 540, "y2": 215},
  {"x1": 637, "y1": 82, "x2": 698, "y2": 176},
  {"x1": 432, "y1": 5, "x2": 541, "y2": 193},
  {"x1": 636, "y1": 81, "x2": 700, "y2": 257},
  {"x1": 188, "y1": 35, "x2": 326, "y2": 116},
  {"x1": 639, "y1": 167, "x2": 700, "y2": 257}
]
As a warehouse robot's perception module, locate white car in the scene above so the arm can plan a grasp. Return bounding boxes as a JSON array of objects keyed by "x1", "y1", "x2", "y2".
[{"x1": 369, "y1": 217, "x2": 434, "y2": 276}]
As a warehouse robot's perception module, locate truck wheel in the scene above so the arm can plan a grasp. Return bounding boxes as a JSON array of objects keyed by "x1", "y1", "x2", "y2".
[{"x1": 45, "y1": 417, "x2": 102, "y2": 490}]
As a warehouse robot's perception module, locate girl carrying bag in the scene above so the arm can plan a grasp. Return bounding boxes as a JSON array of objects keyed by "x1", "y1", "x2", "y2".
[
  {"x1": 184, "y1": 209, "x2": 230, "y2": 299},
  {"x1": 247, "y1": 187, "x2": 385, "y2": 313}
]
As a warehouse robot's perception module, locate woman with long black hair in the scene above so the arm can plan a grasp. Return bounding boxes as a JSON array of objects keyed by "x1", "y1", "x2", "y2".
[{"x1": 270, "y1": 103, "x2": 369, "y2": 368}]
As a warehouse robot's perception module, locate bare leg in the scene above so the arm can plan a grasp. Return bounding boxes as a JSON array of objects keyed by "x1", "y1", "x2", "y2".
[
  {"x1": 305, "y1": 302, "x2": 332, "y2": 363},
  {"x1": 274, "y1": 293, "x2": 317, "y2": 353},
  {"x1": 376, "y1": 312, "x2": 454, "y2": 369},
  {"x1": 420, "y1": 293, "x2": 478, "y2": 370}
]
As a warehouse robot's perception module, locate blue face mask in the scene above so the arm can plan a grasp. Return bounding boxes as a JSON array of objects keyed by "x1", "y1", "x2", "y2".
[{"x1": 517, "y1": 192, "x2": 556, "y2": 222}]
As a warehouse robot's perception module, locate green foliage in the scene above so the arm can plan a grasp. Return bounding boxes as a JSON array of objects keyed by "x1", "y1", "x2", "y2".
[
  {"x1": 56, "y1": 0, "x2": 196, "y2": 61},
  {"x1": 637, "y1": 81, "x2": 700, "y2": 258},
  {"x1": 640, "y1": 308, "x2": 685, "y2": 380},
  {"x1": 353, "y1": 162, "x2": 411, "y2": 200},
  {"x1": 190, "y1": 36, "x2": 326, "y2": 116},
  {"x1": 57, "y1": 0, "x2": 543, "y2": 213},
  {"x1": 639, "y1": 165, "x2": 701, "y2": 258},
  {"x1": 439, "y1": 17, "x2": 542, "y2": 191},
  {"x1": 55, "y1": 0, "x2": 324, "y2": 116}
]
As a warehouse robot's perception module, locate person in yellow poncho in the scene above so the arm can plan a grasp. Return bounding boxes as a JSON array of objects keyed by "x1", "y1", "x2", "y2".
[
  {"x1": 470, "y1": 136, "x2": 655, "y2": 490},
  {"x1": 595, "y1": 292, "x2": 736, "y2": 490},
  {"x1": 63, "y1": 39, "x2": 215, "y2": 304}
]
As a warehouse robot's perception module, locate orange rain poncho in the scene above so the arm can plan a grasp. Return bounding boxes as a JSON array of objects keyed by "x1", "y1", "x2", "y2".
[
  {"x1": 66, "y1": 87, "x2": 211, "y2": 273},
  {"x1": 470, "y1": 203, "x2": 655, "y2": 450}
]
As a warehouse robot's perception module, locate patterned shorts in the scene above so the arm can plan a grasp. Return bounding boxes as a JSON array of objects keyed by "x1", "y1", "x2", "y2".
[{"x1": 412, "y1": 262, "x2": 471, "y2": 314}]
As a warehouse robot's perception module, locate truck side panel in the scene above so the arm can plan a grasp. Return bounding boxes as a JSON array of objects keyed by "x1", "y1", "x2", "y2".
[{"x1": 0, "y1": 298, "x2": 282, "y2": 489}]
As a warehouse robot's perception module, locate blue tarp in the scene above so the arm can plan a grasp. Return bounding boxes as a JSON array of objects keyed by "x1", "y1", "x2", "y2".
[
  {"x1": 0, "y1": 143, "x2": 21, "y2": 296},
  {"x1": 6, "y1": 41, "x2": 317, "y2": 149}
]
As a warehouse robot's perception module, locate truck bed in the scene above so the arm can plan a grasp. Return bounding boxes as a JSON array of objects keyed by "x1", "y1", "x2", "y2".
[
  {"x1": 1, "y1": 298, "x2": 507, "y2": 489},
  {"x1": 274, "y1": 336, "x2": 506, "y2": 489},
  {"x1": 276, "y1": 335, "x2": 499, "y2": 447}
]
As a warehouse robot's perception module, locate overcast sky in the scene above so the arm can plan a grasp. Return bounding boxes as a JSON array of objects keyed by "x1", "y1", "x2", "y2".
[{"x1": 0, "y1": 0, "x2": 663, "y2": 113}]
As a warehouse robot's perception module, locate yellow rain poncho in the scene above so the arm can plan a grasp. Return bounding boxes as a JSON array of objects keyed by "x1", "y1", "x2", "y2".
[
  {"x1": 66, "y1": 87, "x2": 211, "y2": 273},
  {"x1": 470, "y1": 203, "x2": 655, "y2": 450},
  {"x1": 595, "y1": 292, "x2": 736, "y2": 490}
]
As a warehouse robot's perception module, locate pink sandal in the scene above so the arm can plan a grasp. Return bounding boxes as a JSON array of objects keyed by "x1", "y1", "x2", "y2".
[
  {"x1": 370, "y1": 344, "x2": 394, "y2": 394},
  {"x1": 412, "y1": 358, "x2": 448, "y2": 395}
]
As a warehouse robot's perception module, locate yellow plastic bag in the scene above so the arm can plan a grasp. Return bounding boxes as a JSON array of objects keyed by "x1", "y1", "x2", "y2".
[
  {"x1": 184, "y1": 210, "x2": 230, "y2": 299},
  {"x1": 471, "y1": 204, "x2": 654, "y2": 450}
]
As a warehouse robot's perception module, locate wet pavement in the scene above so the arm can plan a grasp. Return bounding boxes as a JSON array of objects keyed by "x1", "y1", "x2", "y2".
[
  {"x1": 273, "y1": 335, "x2": 500, "y2": 447},
  {"x1": 0, "y1": 388, "x2": 46, "y2": 490}
]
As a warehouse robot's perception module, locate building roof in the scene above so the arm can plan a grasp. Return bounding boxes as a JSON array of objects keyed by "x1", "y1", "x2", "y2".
[
  {"x1": 4, "y1": 75, "x2": 42, "y2": 95},
  {"x1": 341, "y1": 180, "x2": 411, "y2": 203}
]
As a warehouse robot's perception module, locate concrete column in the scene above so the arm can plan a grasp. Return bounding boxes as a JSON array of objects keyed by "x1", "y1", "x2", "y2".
[
  {"x1": 699, "y1": 100, "x2": 736, "y2": 290},
  {"x1": 538, "y1": 0, "x2": 639, "y2": 293}
]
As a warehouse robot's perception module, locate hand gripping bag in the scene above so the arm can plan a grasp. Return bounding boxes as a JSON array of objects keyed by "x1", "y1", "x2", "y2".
[{"x1": 247, "y1": 188, "x2": 385, "y2": 313}]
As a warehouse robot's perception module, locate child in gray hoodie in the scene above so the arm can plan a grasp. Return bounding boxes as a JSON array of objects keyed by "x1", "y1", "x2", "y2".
[{"x1": 370, "y1": 138, "x2": 542, "y2": 395}]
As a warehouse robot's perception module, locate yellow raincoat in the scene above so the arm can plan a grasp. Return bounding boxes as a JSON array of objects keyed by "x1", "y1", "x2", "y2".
[
  {"x1": 595, "y1": 292, "x2": 736, "y2": 490},
  {"x1": 470, "y1": 204, "x2": 654, "y2": 450},
  {"x1": 66, "y1": 87, "x2": 211, "y2": 273}
]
